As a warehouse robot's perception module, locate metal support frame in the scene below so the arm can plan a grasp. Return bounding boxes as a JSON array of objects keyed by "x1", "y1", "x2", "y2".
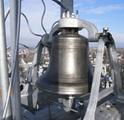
[
  {"x1": 106, "y1": 33, "x2": 124, "y2": 102},
  {"x1": 0, "y1": 0, "x2": 123, "y2": 119},
  {"x1": 49, "y1": 16, "x2": 98, "y2": 43},
  {"x1": 83, "y1": 37, "x2": 105, "y2": 120},
  {"x1": 83, "y1": 30, "x2": 124, "y2": 120},
  {"x1": 61, "y1": 0, "x2": 73, "y2": 17},
  {"x1": 10, "y1": 0, "x2": 22, "y2": 119},
  {"x1": 0, "y1": 1, "x2": 12, "y2": 119},
  {"x1": 21, "y1": 41, "x2": 44, "y2": 111}
]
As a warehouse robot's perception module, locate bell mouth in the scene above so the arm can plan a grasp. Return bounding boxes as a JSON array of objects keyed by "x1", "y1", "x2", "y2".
[{"x1": 36, "y1": 79, "x2": 88, "y2": 95}]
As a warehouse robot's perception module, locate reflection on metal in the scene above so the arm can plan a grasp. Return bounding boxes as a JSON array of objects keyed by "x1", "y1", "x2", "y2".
[{"x1": 37, "y1": 31, "x2": 88, "y2": 95}]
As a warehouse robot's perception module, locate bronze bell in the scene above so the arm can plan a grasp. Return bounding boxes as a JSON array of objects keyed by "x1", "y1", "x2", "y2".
[{"x1": 37, "y1": 30, "x2": 89, "y2": 95}]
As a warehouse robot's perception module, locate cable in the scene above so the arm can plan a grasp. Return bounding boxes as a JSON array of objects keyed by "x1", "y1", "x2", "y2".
[
  {"x1": 21, "y1": 13, "x2": 43, "y2": 38},
  {"x1": 19, "y1": 43, "x2": 30, "y2": 49},
  {"x1": 51, "y1": 0, "x2": 68, "y2": 11},
  {"x1": 7, "y1": 43, "x2": 30, "y2": 50},
  {"x1": 40, "y1": 0, "x2": 47, "y2": 34},
  {"x1": 51, "y1": 20, "x2": 59, "y2": 29},
  {"x1": 5, "y1": 0, "x2": 23, "y2": 21},
  {"x1": 5, "y1": 8, "x2": 10, "y2": 21},
  {"x1": 5, "y1": 9, "x2": 43, "y2": 38}
]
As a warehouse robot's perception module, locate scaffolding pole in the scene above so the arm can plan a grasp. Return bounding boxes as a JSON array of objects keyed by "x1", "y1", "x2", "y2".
[
  {"x1": 0, "y1": 0, "x2": 12, "y2": 119},
  {"x1": 10, "y1": 0, "x2": 22, "y2": 120}
]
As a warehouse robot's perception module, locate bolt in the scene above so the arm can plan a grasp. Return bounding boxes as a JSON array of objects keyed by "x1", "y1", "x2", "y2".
[
  {"x1": 71, "y1": 12, "x2": 76, "y2": 18},
  {"x1": 105, "y1": 103, "x2": 111, "y2": 109},
  {"x1": 78, "y1": 101, "x2": 84, "y2": 106},
  {"x1": 103, "y1": 27, "x2": 109, "y2": 34},
  {"x1": 62, "y1": 12, "x2": 66, "y2": 18},
  {"x1": 66, "y1": 11, "x2": 70, "y2": 17}
]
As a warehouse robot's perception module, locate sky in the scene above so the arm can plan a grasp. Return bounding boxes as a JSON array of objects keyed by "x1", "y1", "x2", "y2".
[{"x1": 4, "y1": 0, "x2": 124, "y2": 48}]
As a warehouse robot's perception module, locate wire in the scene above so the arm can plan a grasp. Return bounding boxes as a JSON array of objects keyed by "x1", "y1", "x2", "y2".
[
  {"x1": 40, "y1": 0, "x2": 47, "y2": 34},
  {"x1": 7, "y1": 43, "x2": 30, "y2": 50},
  {"x1": 21, "y1": 13, "x2": 43, "y2": 38},
  {"x1": 51, "y1": 20, "x2": 59, "y2": 29},
  {"x1": 5, "y1": 8, "x2": 10, "y2": 21},
  {"x1": 19, "y1": 43, "x2": 30, "y2": 49},
  {"x1": 51, "y1": 0, "x2": 68, "y2": 11},
  {"x1": 5, "y1": 9, "x2": 43, "y2": 38}
]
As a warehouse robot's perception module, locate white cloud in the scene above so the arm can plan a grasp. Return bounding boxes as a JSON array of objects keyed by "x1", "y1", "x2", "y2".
[{"x1": 82, "y1": 4, "x2": 124, "y2": 14}]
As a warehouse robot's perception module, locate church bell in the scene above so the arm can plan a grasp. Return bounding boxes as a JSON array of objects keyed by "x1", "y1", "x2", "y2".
[{"x1": 37, "y1": 29, "x2": 89, "y2": 95}]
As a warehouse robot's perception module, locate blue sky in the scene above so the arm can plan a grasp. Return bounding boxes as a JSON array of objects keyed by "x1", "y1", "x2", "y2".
[{"x1": 4, "y1": 0, "x2": 124, "y2": 47}]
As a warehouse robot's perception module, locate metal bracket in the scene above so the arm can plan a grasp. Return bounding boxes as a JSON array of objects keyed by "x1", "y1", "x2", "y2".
[
  {"x1": 105, "y1": 32, "x2": 124, "y2": 103},
  {"x1": 48, "y1": 12, "x2": 99, "y2": 43}
]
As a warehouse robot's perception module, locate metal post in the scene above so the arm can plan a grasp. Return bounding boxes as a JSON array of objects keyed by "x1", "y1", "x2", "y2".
[
  {"x1": 0, "y1": 0, "x2": 12, "y2": 119},
  {"x1": 10, "y1": 0, "x2": 22, "y2": 119},
  {"x1": 83, "y1": 38, "x2": 105, "y2": 120},
  {"x1": 107, "y1": 43, "x2": 124, "y2": 101},
  {"x1": 61, "y1": 0, "x2": 73, "y2": 17}
]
